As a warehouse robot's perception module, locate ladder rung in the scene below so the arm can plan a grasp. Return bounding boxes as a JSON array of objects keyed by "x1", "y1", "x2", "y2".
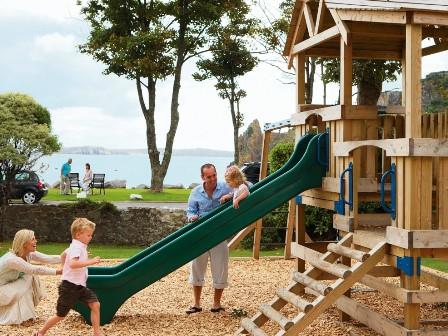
[
  {"x1": 292, "y1": 272, "x2": 333, "y2": 295},
  {"x1": 327, "y1": 243, "x2": 370, "y2": 262},
  {"x1": 240, "y1": 318, "x2": 268, "y2": 336},
  {"x1": 259, "y1": 304, "x2": 294, "y2": 331},
  {"x1": 276, "y1": 288, "x2": 314, "y2": 312},
  {"x1": 308, "y1": 258, "x2": 352, "y2": 279}
]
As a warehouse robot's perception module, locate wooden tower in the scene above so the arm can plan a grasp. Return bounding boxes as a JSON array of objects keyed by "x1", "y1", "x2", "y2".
[{"x1": 237, "y1": 1, "x2": 448, "y2": 335}]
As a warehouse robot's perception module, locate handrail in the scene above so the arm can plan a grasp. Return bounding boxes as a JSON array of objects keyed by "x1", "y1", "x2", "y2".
[
  {"x1": 335, "y1": 163, "x2": 353, "y2": 215},
  {"x1": 380, "y1": 163, "x2": 396, "y2": 220}
]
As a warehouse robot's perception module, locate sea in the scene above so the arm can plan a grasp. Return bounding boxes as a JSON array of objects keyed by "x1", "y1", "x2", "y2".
[{"x1": 35, "y1": 153, "x2": 233, "y2": 188}]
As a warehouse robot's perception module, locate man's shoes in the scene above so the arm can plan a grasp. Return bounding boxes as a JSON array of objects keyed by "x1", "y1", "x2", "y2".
[
  {"x1": 186, "y1": 306, "x2": 202, "y2": 314},
  {"x1": 210, "y1": 307, "x2": 225, "y2": 313}
]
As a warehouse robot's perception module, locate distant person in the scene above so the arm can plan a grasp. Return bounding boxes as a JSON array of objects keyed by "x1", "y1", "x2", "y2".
[
  {"x1": 60, "y1": 158, "x2": 72, "y2": 195},
  {"x1": 81, "y1": 163, "x2": 93, "y2": 193},
  {"x1": 34, "y1": 218, "x2": 102, "y2": 336},
  {"x1": 0, "y1": 229, "x2": 62, "y2": 325},
  {"x1": 224, "y1": 165, "x2": 250, "y2": 209},
  {"x1": 185, "y1": 163, "x2": 233, "y2": 314}
]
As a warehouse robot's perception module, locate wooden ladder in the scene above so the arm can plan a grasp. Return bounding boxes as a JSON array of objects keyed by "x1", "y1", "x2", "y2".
[{"x1": 236, "y1": 233, "x2": 387, "y2": 336}]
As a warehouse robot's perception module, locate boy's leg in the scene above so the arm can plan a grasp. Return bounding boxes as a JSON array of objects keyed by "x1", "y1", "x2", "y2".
[
  {"x1": 87, "y1": 301, "x2": 101, "y2": 336},
  {"x1": 38, "y1": 315, "x2": 64, "y2": 335}
]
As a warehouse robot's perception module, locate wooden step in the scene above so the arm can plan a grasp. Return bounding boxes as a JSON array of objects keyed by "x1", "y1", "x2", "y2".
[
  {"x1": 259, "y1": 304, "x2": 294, "y2": 331},
  {"x1": 292, "y1": 272, "x2": 333, "y2": 295},
  {"x1": 307, "y1": 257, "x2": 352, "y2": 279},
  {"x1": 240, "y1": 318, "x2": 268, "y2": 336},
  {"x1": 276, "y1": 288, "x2": 314, "y2": 312},
  {"x1": 327, "y1": 243, "x2": 370, "y2": 262}
]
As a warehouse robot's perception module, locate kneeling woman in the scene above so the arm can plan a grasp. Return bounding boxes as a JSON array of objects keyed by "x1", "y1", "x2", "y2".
[{"x1": 0, "y1": 229, "x2": 62, "y2": 324}]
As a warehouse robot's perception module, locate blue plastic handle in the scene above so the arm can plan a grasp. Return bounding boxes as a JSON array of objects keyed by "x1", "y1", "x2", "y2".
[{"x1": 380, "y1": 163, "x2": 396, "y2": 220}]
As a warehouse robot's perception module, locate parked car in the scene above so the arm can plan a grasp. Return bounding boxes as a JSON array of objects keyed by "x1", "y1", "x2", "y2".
[
  {"x1": 0, "y1": 170, "x2": 48, "y2": 204},
  {"x1": 240, "y1": 162, "x2": 270, "y2": 185}
]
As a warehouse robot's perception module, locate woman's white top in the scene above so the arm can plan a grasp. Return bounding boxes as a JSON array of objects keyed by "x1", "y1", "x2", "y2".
[{"x1": 0, "y1": 251, "x2": 60, "y2": 286}]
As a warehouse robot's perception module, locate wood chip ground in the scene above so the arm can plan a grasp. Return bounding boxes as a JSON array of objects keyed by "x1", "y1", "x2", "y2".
[{"x1": 1, "y1": 258, "x2": 447, "y2": 335}]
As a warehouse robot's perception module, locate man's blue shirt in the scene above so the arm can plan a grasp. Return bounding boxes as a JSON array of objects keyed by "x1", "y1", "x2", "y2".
[
  {"x1": 61, "y1": 163, "x2": 71, "y2": 177},
  {"x1": 186, "y1": 181, "x2": 232, "y2": 220}
]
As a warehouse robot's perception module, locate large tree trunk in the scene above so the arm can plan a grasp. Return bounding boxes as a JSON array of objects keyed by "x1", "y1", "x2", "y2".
[
  {"x1": 357, "y1": 65, "x2": 383, "y2": 105},
  {"x1": 229, "y1": 78, "x2": 240, "y2": 165}
]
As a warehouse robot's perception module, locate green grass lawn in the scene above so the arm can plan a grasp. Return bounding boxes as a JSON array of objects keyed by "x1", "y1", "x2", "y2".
[
  {"x1": 44, "y1": 188, "x2": 190, "y2": 202},
  {"x1": 0, "y1": 242, "x2": 284, "y2": 259}
]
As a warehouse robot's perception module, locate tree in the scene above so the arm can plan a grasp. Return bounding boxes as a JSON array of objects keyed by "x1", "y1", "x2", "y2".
[
  {"x1": 79, "y1": 0, "x2": 246, "y2": 191},
  {"x1": 0, "y1": 93, "x2": 61, "y2": 205},
  {"x1": 319, "y1": 60, "x2": 401, "y2": 105},
  {"x1": 255, "y1": 0, "x2": 316, "y2": 103},
  {"x1": 193, "y1": 5, "x2": 258, "y2": 164}
]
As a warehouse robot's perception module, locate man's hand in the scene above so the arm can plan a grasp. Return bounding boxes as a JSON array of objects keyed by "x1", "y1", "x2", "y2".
[
  {"x1": 189, "y1": 215, "x2": 199, "y2": 222},
  {"x1": 219, "y1": 193, "x2": 232, "y2": 204}
]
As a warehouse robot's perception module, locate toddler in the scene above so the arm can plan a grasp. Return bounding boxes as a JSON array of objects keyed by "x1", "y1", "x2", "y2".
[
  {"x1": 34, "y1": 218, "x2": 101, "y2": 336},
  {"x1": 224, "y1": 165, "x2": 250, "y2": 209}
]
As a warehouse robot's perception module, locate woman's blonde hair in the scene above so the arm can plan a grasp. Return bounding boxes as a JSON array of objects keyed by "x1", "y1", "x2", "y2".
[
  {"x1": 71, "y1": 218, "x2": 96, "y2": 238},
  {"x1": 225, "y1": 165, "x2": 246, "y2": 186},
  {"x1": 11, "y1": 229, "x2": 35, "y2": 257}
]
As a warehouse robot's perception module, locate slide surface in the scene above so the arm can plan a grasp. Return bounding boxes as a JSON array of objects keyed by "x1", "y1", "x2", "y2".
[{"x1": 75, "y1": 133, "x2": 327, "y2": 324}]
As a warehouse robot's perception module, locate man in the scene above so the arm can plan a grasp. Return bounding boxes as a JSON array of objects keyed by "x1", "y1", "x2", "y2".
[
  {"x1": 60, "y1": 158, "x2": 72, "y2": 195},
  {"x1": 185, "y1": 163, "x2": 233, "y2": 314}
]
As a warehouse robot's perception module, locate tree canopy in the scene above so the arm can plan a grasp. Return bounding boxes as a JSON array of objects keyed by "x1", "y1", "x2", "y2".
[
  {"x1": 79, "y1": 0, "x2": 249, "y2": 191},
  {"x1": 0, "y1": 93, "x2": 60, "y2": 182}
]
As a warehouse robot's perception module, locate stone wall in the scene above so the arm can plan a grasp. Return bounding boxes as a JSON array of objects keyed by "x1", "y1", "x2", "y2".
[{"x1": 1, "y1": 204, "x2": 187, "y2": 246}]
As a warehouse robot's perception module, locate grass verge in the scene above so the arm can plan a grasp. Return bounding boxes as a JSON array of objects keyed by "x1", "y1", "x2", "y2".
[{"x1": 44, "y1": 188, "x2": 190, "y2": 202}]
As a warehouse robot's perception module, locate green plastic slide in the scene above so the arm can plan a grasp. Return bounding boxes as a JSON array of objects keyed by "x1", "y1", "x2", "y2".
[{"x1": 75, "y1": 133, "x2": 327, "y2": 325}]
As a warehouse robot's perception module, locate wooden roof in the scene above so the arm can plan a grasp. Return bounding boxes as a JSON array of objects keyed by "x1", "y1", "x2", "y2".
[{"x1": 283, "y1": 0, "x2": 448, "y2": 60}]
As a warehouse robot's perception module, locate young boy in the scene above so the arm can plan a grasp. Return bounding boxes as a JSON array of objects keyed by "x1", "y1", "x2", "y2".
[{"x1": 34, "y1": 218, "x2": 102, "y2": 336}]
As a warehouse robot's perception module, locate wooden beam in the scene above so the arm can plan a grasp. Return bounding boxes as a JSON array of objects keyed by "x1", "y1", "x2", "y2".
[
  {"x1": 413, "y1": 12, "x2": 448, "y2": 27},
  {"x1": 306, "y1": 47, "x2": 402, "y2": 60},
  {"x1": 333, "y1": 138, "x2": 448, "y2": 157},
  {"x1": 227, "y1": 223, "x2": 255, "y2": 250},
  {"x1": 292, "y1": 25, "x2": 340, "y2": 55},
  {"x1": 340, "y1": 35, "x2": 352, "y2": 106},
  {"x1": 287, "y1": 6, "x2": 305, "y2": 69},
  {"x1": 314, "y1": 0, "x2": 326, "y2": 34},
  {"x1": 333, "y1": 214, "x2": 354, "y2": 232},
  {"x1": 329, "y1": 9, "x2": 351, "y2": 44},
  {"x1": 336, "y1": 8, "x2": 407, "y2": 24},
  {"x1": 422, "y1": 42, "x2": 448, "y2": 56},
  {"x1": 387, "y1": 227, "x2": 448, "y2": 249},
  {"x1": 303, "y1": 3, "x2": 315, "y2": 37}
]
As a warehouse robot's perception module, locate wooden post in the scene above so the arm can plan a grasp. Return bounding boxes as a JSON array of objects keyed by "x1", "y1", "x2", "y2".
[
  {"x1": 339, "y1": 35, "x2": 353, "y2": 323},
  {"x1": 252, "y1": 130, "x2": 271, "y2": 259},
  {"x1": 284, "y1": 198, "x2": 296, "y2": 259},
  {"x1": 402, "y1": 21, "x2": 423, "y2": 331},
  {"x1": 295, "y1": 204, "x2": 306, "y2": 273}
]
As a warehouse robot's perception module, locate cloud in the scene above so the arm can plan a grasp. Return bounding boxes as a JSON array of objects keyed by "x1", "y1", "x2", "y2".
[
  {"x1": 33, "y1": 33, "x2": 77, "y2": 55},
  {"x1": 51, "y1": 106, "x2": 147, "y2": 149}
]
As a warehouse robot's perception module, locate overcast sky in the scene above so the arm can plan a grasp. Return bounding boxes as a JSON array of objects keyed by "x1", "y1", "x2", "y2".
[{"x1": 0, "y1": 1, "x2": 446, "y2": 151}]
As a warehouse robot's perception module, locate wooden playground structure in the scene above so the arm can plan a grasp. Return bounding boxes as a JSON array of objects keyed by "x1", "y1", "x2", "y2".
[{"x1": 235, "y1": 0, "x2": 448, "y2": 335}]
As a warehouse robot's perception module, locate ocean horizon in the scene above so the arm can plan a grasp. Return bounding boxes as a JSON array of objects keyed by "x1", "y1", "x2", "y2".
[{"x1": 36, "y1": 153, "x2": 233, "y2": 188}]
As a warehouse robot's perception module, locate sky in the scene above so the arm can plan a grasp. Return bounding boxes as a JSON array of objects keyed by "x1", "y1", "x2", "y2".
[{"x1": 0, "y1": 1, "x2": 447, "y2": 152}]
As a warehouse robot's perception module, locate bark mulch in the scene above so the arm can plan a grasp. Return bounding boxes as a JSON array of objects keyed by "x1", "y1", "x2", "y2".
[{"x1": 1, "y1": 258, "x2": 447, "y2": 335}]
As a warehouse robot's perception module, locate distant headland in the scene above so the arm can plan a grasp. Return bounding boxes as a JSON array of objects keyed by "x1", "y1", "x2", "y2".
[{"x1": 59, "y1": 146, "x2": 233, "y2": 157}]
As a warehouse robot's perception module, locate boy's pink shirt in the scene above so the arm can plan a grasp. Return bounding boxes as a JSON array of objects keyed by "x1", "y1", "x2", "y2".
[{"x1": 61, "y1": 239, "x2": 88, "y2": 287}]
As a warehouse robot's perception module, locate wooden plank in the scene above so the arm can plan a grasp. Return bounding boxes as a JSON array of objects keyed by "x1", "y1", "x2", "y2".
[
  {"x1": 395, "y1": 157, "x2": 405, "y2": 229},
  {"x1": 303, "y1": 3, "x2": 316, "y2": 37},
  {"x1": 413, "y1": 12, "x2": 448, "y2": 27},
  {"x1": 336, "y1": 8, "x2": 407, "y2": 24},
  {"x1": 292, "y1": 26, "x2": 340, "y2": 55},
  {"x1": 287, "y1": 7, "x2": 305, "y2": 69},
  {"x1": 421, "y1": 266, "x2": 448, "y2": 290},
  {"x1": 327, "y1": 0, "x2": 448, "y2": 12},
  {"x1": 314, "y1": 0, "x2": 326, "y2": 34},
  {"x1": 333, "y1": 138, "x2": 448, "y2": 157},
  {"x1": 439, "y1": 158, "x2": 448, "y2": 229},
  {"x1": 301, "y1": 188, "x2": 340, "y2": 201},
  {"x1": 345, "y1": 105, "x2": 378, "y2": 119},
  {"x1": 360, "y1": 273, "x2": 408, "y2": 302},
  {"x1": 284, "y1": 199, "x2": 296, "y2": 259},
  {"x1": 296, "y1": 205, "x2": 306, "y2": 273},
  {"x1": 340, "y1": 36, "x2": 352, "y2": 106},
  {"x1": 386, "y1": 105, "x2": 406, "y2": 114},
  {"x1": 300, "y1": 195, "x2": 335, "y2": 210},
  {"x1": 405, "y1": 23, "x2": 422, "y2": 138},
  {"x1": 420, "y1": 157, "x2": 433, "y2": 230},
  {"x1": 330, "y1": 9, "x2": 351, "y2": 44},
  {"x1": 386, "y1": 226, "x2": 412, "y2": 248},
  {"x1": 422, "y1": 42, "x2": 448, "y2": 57},
  {"x1": 334, "y1": 295, "x2": 408, "y2": 336},
  {"x1": 305, "y1": 47, "x2": 402, "y2": 59},
  {"x1": 359, "y1": 213, "x2": 391, "y2": 227},
  {"x1": 333, "y1": 214, "x2": 354, "y2": 232}
]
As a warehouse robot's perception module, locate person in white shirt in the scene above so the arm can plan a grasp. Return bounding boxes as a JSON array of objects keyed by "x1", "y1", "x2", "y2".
[
  {"x1": 224, "y1": 165, "x2": 250, "y2": 209},
  {"x1": 0, "y1": 229, "x2": 62, "y2": 325},
  {"x1": 81, "y1": 163, "x2": 93, "y2": 193}
]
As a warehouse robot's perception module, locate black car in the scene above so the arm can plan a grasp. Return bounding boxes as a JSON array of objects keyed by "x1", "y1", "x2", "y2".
[
  {"x1": 0, "y1": 170, "x2": 48, "y2": 204},
  {"x1": 240, "y1": 162, "x2": 269, "y2": 185}
]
